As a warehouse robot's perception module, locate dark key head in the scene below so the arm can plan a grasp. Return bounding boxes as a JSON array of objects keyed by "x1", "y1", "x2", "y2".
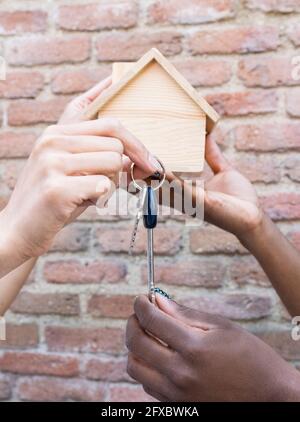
[{"x1": 143, "y1": 186, "x2": 157, "y2": 229}]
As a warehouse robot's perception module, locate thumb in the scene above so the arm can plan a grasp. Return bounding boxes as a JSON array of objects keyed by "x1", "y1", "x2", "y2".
[
  {"x1": 155, "y1": 293, "x2": 222, "y2": 331},
  {"x1": 59, "y1": 76, "x2": 112, "y2": 124}
]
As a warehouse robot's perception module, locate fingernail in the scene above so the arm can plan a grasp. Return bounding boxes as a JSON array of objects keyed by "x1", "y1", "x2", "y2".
[
  {"x1": 149, "y1": 155, "x2": 163, "y2": 173},
  {"x1": 154, "y1": 287, "x2": 171, "y2": 300}
]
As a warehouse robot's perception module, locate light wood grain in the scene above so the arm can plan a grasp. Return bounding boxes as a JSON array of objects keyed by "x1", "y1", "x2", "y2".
[
  {"x1": 84, "y1": 48, "x2": 219, "y2": 172},
  {"x1": 85, "y1": 48, "x2": 219, "y2": 128},
  {"x1": 98, "y1": 61, "x2": 206, "y2": 171}
]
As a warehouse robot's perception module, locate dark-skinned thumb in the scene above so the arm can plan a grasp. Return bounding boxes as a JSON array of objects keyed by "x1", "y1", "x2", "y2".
[{"x1": 155, "y1": 293, "x2": 221, "y2": 331}]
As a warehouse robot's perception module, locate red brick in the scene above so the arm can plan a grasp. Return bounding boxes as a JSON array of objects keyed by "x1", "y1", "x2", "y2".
[
  {"x1": 261, "y1": 193, "x2": 300, "y2": 221},
  {"x1": 233, "y1": 123, "x2": 300, "y2": 151},
  {"x1": 50, "y1": 224, "x2": 90, "y2": 252},
  {"x1": 0, "y1": 352, "x2": 79, "y2": 377},
  {"x1": 88, "y1": 294, "x2": 135, "y2": 319},
  {"x1": 286, "y1": 88, "x2": 300, "y2": 117},
  {"x1": 0, "y1": 71, "x2": 44, "y2": 99},
  {"x1": 0, "y1": 323, "x2": 38, "y2": 349},
  {"x1": 148, "y1": 0, "x2": 237, "y2": 24},
  {"x1": 229, "y1": 256, "x2": 270, "y2": 287},
  {"x1": 141, "y1": 258, "x2": 225, "y2": 287},
  {"x1": 182, "y1": 293, "x2": 272, "y2": 320},
  {"x1": 188, "y1": 26, "x2": 279, "y2": 55},
  {"x1": 84, "y1": 357, "x2": 130, "y2": 382},
  {"x1": 17, "y1": 377, "x2": 105, "y2": 402},
  {"x1": 58, "y1": 1, "x2": 138, "y2": 31},
  {"x1": 109, "y1": 384, "x2": 154, "y2": 402},
  {"x1": 246, "y1": 0, "x2": 300, "y2": 13},
  {"x1": 51, "y1": 66, "x2": 111, "y2": 95},
  {"x1": 233, "y1": 155, "x2": 281, "y2": 183},
  {"x1": 174, "y1": 59, "x2": 232, "y2": 87},
  {"x1": 7, "y1": 35, "x2": 90, "y2": 66},
  {"x1": 0, "y1": 377, "x2": 11, "y2": 400},
  {"x1": 0, "y1": 10, "x2": 47, "y2": 35},
  {"x1": 44, "y1": 259, "x2": 127, "y2": 284},
  {"x1": 96, "y1": 225, "x2": 182, "y2": 255},
  {"x1": 288, "y1": 231, "x2": 300, "y2": 252},
  {"x1": 96, "y1": 31, "x2": 182, "y2": 61},
  {"x1": 45, "y1": 326, "x2": 124, "y2": 354},
  {"x1": 190, "y1": 225, "x2": 246, "y2": 254},
  {"x1": 8, "y1": 97, "x2": 69, "y2": 126},
  {"x1": 288, "y1": 24, "x2": 300, "y2": 46},
  {"x1": 284, "y1": 157, "x2": 300, "y2": 182},
  {"x1": 238, "y1": 56, "x2": 300, "y2": 87},
  {"x1": 206, "y1": 90, "x2": 277, "y2": 117},
  {"x1": 11, "y1": 292, "x2": 80, "y2": 316},
  {"x1": 256, "y1": 330, "x2": 300, "y2": 360},
  {"x1": 0, "y1": 131, "x2": 36, "y2": 158}
]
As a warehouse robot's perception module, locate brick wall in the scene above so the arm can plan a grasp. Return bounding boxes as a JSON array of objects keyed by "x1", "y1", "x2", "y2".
[{"x1": 0, "y1": 0, "x2": 300, "y2": 402}]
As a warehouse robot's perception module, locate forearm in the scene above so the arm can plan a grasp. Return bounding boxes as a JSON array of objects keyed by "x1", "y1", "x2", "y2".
[
  {"x1": 241, "y1": 213, "x2": 300, "y2": 317},
  {"x1": 0, "y1": 210, "x2": 29, "y2": 278},
  {"x1": 0, "y1": 258, "x2": 37, "y2": 315}
]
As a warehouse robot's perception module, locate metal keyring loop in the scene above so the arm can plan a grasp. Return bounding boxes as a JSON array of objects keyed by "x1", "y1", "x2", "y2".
[{"x1": 130, "y1": 157, "x2": 166, "y2": 191}]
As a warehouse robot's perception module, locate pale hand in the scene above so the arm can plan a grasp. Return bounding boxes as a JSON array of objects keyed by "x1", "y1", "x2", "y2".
[{"x1": 0, "y1": 78, "x2": 160, "y2": 264}]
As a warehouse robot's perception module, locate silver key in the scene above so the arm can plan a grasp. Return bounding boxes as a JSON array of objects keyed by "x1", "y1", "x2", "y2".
[
  {"x1": 129, "y1": 186, "x2": 147, "y2": 255},
  {"x1": 147, "y1": 227, "x2": 155, "y2": 303},
  {"x1": 143, "y1": 186, "x2": 157, "y2": 304}
]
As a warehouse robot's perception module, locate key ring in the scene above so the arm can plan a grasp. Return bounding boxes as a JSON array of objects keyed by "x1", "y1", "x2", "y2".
[{"x1": 130, "y1": 157, "x2": 166, "y2": 191}]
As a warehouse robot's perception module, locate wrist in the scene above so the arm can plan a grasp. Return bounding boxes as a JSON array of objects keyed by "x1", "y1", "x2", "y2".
[
  {"x1": 0, "y1": 209, "x2": 28, "y2": 277},
  {"x1": 238, "y1": 211, "x2": 271, "y2": 254}
]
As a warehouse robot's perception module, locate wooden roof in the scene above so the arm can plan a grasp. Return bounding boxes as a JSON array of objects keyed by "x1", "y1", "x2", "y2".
[{"x1": 84, "y1": 48, "x2": 219, "y2": 131}]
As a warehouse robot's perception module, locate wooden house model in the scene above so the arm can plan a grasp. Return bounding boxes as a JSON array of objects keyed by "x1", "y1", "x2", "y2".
[{"x1": 85, "y1": 48, "x2": 219, "y2": 172}]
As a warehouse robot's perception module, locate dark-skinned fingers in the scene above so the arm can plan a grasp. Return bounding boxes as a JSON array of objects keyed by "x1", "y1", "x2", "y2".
[
  {"x1": 134, "y1": 296, "x2": 193, "y2": 352},
  {"x1": 205, "y1": 135, "x2": 232, "y2": 174},
  {"x1": 127, "y1": 353, "x2": 173, "y2": 400},
  {"x1": 126, "y1": 315, "x2": 174, "y2": 372},
  {"x1": 155, "y1": 293, "x2": 231, "y2": 331}
]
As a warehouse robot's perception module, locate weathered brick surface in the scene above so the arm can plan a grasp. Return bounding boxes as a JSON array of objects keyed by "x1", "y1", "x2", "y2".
[
  {"x1": 96, "y1": 30, "x2": 182, "y2": 61},
  {"x1": 87, "y1": 294, "x2": 135, "y2": 319},
  {"x1": 7, "y1": 35, "x2": 91, "y2": 66},
  {"x1": 0, "y1": 0, "x2": 299, "y2": 403},
  {"x1": 84, "y1": 357, "x2": 130, "y2": 382},
  {"x1": 44, "y1": 259, "x2": 127, "y2": 284},
  {"x1": 11, "y1": 292, "x2": 80, "y2": 316},
  {"x1": 0, "y1": 324, "x2": 38, "y2": 349},
  {"x1": 57, "y1": 2, "x2": 138, "y2": 31},
  {"x1": 0, "y1": 352, "x2": 79, "y2": 377},
  {"x1": 0, "y1": 377, "x2": 11, "y2": 400},
  {"x1": 147, "y1": 0, "x2": 237, "y2": 24},
  {"x1": 45, "y1": 326, "x2": 125, "y2": 354},
  {"x1": 95, "y1": 225, "x2": 182, "y2": 255},
  {"x1": 0, "y1": 71, "x2": 44, "y2": 99},
  {"x1": 17, "y1": 377, "x2": 105, "y2": 402},
  {"x1": 0, "y1": 11, "x2": 47, "y2": 35},
  {"x1": 188, "y1": 26, "x2": 279, "y2": 55},
  {"x1": 0, "y1": 132, "x2": 36, "y2": 158}
]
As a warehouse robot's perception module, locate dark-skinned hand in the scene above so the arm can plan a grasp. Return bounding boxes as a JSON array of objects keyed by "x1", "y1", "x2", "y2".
[{"x1": 126, "y1": 295, "x2": 300, "y2": 402}]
